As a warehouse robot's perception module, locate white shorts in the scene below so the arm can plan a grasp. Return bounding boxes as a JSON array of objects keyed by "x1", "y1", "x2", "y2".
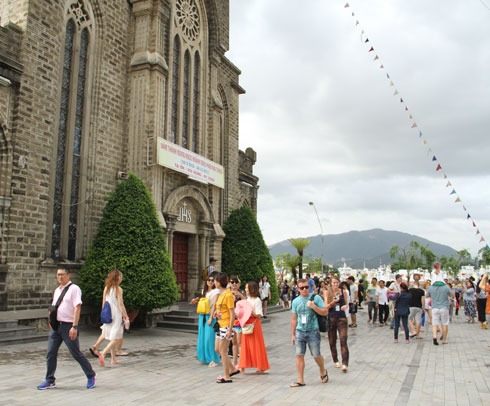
[
  {"x1": 409, "y1": 307, "x2": 423, "y2": 324},
  {"x1": 432, "y1": 308, "x2": 450, "y2": 326}
]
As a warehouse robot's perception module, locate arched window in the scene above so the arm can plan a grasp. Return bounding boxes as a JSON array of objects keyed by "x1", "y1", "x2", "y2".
[
  {"x1": 51, "y1": 1, "x2": 93, "y2": 261},
  {"x1": 182, "y1": 50, "x2": 190, "y2": 149},
  {"x1": 192, "y1": 52, "x2": 200, "y2": 152},
  {"x1": 170, "y1": 35, "x2": 180, "y2": 144},
  {"x1": 169, "y1": 0, "x2": 204, "y2": 152}
]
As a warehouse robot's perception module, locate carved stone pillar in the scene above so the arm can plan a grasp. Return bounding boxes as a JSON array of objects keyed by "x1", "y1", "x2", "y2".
[
  {"x1": 128, "y1": 0, "x2": 169, "y2": 191},
  {"x1": 166, "y1": 214, "x2": 177, "y2": 261}
]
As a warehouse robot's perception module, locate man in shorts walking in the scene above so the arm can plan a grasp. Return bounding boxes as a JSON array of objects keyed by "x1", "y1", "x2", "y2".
[
  {"x1": 290, "y1": 279, "x2": 328, "y2": 387},
  {"x1": 408, "y1": 281, "x2": 425, "y2": 338},
  {"x1": 427, "y1": 280, "x2": 454, "y2": 345}
]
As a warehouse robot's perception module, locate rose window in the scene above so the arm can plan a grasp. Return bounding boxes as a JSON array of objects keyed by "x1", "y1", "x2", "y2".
[{"x1": 176, "y1": 0, "x2": 200, "y2": 41}]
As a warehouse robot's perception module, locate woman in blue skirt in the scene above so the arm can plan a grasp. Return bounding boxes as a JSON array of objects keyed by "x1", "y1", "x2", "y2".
[{"x1": 190, "y1": 272, "x2": 221, "y2": 366}]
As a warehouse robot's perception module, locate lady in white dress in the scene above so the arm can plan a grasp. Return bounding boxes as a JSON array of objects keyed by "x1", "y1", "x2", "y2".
[{"x1": 92, "y1": 269, "x2": 129, "y2": 367}]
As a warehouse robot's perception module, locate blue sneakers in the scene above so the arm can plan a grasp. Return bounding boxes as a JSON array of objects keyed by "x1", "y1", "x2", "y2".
[
  {"x1": 37, "y1": 381, "x2": 56, "y2": 390},
  {"x1": 87, "y1": 377, "x2": 96, "y2": 389}
]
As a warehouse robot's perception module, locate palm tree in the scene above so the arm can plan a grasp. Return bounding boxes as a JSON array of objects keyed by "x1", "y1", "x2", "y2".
[{"x1": 289, "y1": 238, "x2": 310, "y2": 279}]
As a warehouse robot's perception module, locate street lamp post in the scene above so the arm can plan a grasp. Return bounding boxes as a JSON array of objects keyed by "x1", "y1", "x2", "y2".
[{"x1": 309, "y1": 202, "x2": 325, "y2": 276}]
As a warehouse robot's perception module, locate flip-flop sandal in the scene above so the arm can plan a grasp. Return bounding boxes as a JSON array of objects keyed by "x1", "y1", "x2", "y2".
[
  {"x1": 89, "y1": 347, "x2": 99, "y2": 358},
  {"x1": 216, "y1": 378, "x2": 233, "y2": 383},
  {"x1": 290, "y1": 382, "x2": 306, "y2": 387},
  {"x1": 98, "y1": 353, "x2": 105, "y2": 367},
  {"x1": 116, "y1": 352, "x2": 129, "y2": 356},
  {"x1": 230, "y1": 370, "x2": 240, "y2": 377},
  {"x1": 321, "y1": 373, "x2": 329, "y2": 383}
]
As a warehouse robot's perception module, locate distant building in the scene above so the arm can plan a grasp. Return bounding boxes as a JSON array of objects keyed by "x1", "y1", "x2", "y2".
[{"x1": 0, "y1": 0, "x2": 258, "y2": 320}]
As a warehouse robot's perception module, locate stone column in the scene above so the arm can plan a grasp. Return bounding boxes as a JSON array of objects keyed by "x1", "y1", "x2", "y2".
[
  {"x1": 128, "y1": 0, "x2": 169, "y2": 198},
  {"x1": 165, "y1": 214, "x2": 177, "y2": 262}
]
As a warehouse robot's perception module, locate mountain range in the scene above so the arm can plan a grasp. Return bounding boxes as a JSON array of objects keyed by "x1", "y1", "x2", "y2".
[{"x1": 267, "y1": 228, "x2": 458, "y2": 269}]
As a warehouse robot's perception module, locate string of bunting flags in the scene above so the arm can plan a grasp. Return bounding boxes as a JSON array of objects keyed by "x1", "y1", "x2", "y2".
[{"x1": 343, "y1": 2, "x2": 489, "y2": 251}]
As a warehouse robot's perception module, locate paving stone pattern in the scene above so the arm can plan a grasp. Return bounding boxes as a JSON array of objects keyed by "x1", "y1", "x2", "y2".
[{"x1": 0, "y1": 307, "x2": 488, "y2": 405}]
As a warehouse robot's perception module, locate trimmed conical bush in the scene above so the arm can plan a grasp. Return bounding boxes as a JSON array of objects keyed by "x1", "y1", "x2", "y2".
[
  {"x1": 222, "y1": 206, "x2": 278, "y2": 304},
  {"x1": 79, "y1": 173, "x2": 179, "y2": 311}
]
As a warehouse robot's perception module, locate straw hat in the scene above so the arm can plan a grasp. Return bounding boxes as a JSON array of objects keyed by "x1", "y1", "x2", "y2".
[{"x1": 235, "y1": 300, "x2": 253, "y2": 326}]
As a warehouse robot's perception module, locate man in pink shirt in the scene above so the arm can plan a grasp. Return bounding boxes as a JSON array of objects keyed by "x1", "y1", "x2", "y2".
[{"x1": 37, "y1": 268, "x2": 96, "y2": 390}]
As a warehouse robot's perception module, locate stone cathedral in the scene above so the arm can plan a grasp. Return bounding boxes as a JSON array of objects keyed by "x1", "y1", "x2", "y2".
[{"x1": 0, "y1": 0, "x2": 258, "y2": 321}]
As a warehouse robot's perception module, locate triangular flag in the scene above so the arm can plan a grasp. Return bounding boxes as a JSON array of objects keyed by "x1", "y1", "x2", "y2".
[
  {"x1": 463, "y1": 205, "x2": 467, "y2": 211},
  {"x1": 419, "y1": 131, "x2": 423, "y2": 137},
  {"x1": 476, "y1": 229, "x2": 480, "y2": 235},
  {"x1": 364, "y1": 38, "x2": 369, "y2": 43},
  {"x1": 450, "y1": 189, "x2": 456, "y2": 195},
  {"x1": 467, "y1": 213, "x2": 471, "y2": 219},
  {"x1": 411, "y1": 123, "x2": 418, "y2": 128},
  {"x1": 345, "y1": 3, "x2": 350, "y2": 7},
  {"x1": 428, "y1": 148, "x2": 433, "y2": 154},
  {"x1": 400, "y1": 98, "x2": 404, "y2": 102},
  {"x1": 409, "y1": 114, "x2": 413, "y2": 119},
  {"x1": 446, "y1": 181, "x2": 451, "y2": 187},
  {"x1": 393, "y1": 90, "x2": 399, "y2": 95},
  {"x1": 443, "y1": 174, "x2": 447, "y2": 179},
  {"x1": 374, "y1": 55, "x2": 379, "y2": 61},
  {"x1": 485, "y1": 244, "x2": 489, "y2": 249},
  {"x1": 405, "y1": 107, "x2": 408, "y2": 111},
  {"x1": 368, "y1": 47, "x2": 374, "y2": 52},
  {"x1": 390, "y1": 81, "x2": 394, "y2": 86},
  {"x1": 454, "y1": 197, "x2": 461, "y2": 202},
  {"x1": 423, "y1": 140, "x2": 427, "y2": 144},
  {"x1": 352, "y1": 12, "x2": 355, "y2": 16},
  {"x1": 480, "y1": 237, "x2": 485, "y2": 243},
  {"x1": 472, "y1": 221, "x2": 476, "y2": 227},
  {"x1": 432, "y1": 156, "x2": 437, "y2": 161},
  {"x1": 387, "y1": 73, "x2": 390, "y2": 79},
  {"x1": 356, "y1": 20, "x2": 359, "y2": 26},
  {"x1": 380, "y1": 64, "x2": 384, "y2": 69},
  {"x1": 436, "y1": 164, "x2": 442, "y2": 171}
]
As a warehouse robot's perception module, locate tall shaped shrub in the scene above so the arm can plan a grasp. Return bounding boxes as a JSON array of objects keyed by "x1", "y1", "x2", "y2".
[
  {"x1": 222, "y1": 206, "x2": 278, "y2": 304},
  {"x1": 79, "y1": 173, "x2": 179, "y2": 311}
]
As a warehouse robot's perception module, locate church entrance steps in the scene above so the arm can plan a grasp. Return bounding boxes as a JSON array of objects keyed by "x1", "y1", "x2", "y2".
[
  {"x1": 0, "y1": 320, "x2": 49, "y2": 345},
  {"x1": 156, "y1": 302, "x2": 286, "y2": 334}
]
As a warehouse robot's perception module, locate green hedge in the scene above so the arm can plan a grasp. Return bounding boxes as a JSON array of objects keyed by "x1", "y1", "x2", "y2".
[
  {"x1": 222, "y1": 206, "x2": 278, "y2": 304},
  {"x1": 79, "y1": 173, "x2": 179, "y2": 311}
]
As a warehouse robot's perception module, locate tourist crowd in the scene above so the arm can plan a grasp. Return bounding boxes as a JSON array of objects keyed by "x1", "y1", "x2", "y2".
[{"x1": 37, "y1": 262, "x2": 490, "y2": 390}]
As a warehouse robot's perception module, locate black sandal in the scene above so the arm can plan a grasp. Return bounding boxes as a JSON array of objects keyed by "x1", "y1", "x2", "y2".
[{"x1": 321, "y1": 372, "x2": 329, "y2": 383}]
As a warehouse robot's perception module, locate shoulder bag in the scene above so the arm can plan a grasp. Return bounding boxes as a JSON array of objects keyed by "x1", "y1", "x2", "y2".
[
  {"x1": 311, "y1": 294, "x2": 329, "y2": 332},
  {"x1": 100, "y1": 300, "x2": 112, "y2": 324},
  {"x1": 48, "y1": 283, "x2": 72, "y2": 330}
]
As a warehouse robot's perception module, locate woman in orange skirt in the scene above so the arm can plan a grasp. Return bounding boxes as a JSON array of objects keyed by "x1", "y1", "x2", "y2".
[{"x1": 238, "y1": 281, "x2": 270, "y2": 374}]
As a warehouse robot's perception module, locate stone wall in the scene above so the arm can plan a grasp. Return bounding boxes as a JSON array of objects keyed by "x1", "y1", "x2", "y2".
[{"x1": 0, "y1": 0, "x2": 258, "y2": 316}]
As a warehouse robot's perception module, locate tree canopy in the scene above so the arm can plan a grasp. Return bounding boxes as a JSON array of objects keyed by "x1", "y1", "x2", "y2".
[
  {"x1": 79, "y1": 173, "x2": 179, "y2": 311},
  {"x1": 222, "y1": 206, "x2": 278, "y2": 304}
]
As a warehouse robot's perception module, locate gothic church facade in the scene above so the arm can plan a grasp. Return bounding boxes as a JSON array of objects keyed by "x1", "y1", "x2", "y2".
[{"x1": 0, "y1": 0, "x2": 258, "y2": 317}]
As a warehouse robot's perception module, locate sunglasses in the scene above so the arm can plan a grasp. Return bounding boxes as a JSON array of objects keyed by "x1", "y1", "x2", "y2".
[
  {"x1": 230, "y1": 281, "x2": 238, "y2": 284},
  {"x1": 207, "y1": 278, "x2": 214, "y2": 282},
  {"x1": 298, "y1": 286, "x2": 309, "y2": 291}
]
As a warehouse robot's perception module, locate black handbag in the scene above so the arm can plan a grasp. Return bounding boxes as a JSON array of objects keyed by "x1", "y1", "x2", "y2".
[
  {"x1": 48, "y1": 283, "x2": 72, "y2": 330},
  {"x1": 213, "y1": 321, "x2": 220, "y2": 334},
  {"x1": 311, "y1": 294, "x2": 330, "y2": 332}
]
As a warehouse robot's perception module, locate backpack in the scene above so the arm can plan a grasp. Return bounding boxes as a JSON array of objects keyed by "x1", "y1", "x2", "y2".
[
  {"x1": 310, "y1": 294, "x2": 329, "y2": 332},
  {"x1": 196, "y1": 297, "x2": 210, "y2": 314},
  {"x1": 100, "y1": 301, "x2": 112, "y2": 324}
]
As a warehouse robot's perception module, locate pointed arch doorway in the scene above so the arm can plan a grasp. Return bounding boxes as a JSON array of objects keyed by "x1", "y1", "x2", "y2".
[{"x1": 172, "y1": 232, "x2": 189, "y2": 301}]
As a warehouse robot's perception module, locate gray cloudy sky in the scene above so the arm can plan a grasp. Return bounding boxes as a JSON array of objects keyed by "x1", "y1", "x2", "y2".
[{"x1": 227, "y1": 0, "x2": 490, "y2": 257}]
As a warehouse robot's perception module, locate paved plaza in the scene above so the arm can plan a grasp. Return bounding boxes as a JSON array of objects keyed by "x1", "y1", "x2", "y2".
[{"x1": 1, "y1": 307, "x2": 489, "y2": 406}]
